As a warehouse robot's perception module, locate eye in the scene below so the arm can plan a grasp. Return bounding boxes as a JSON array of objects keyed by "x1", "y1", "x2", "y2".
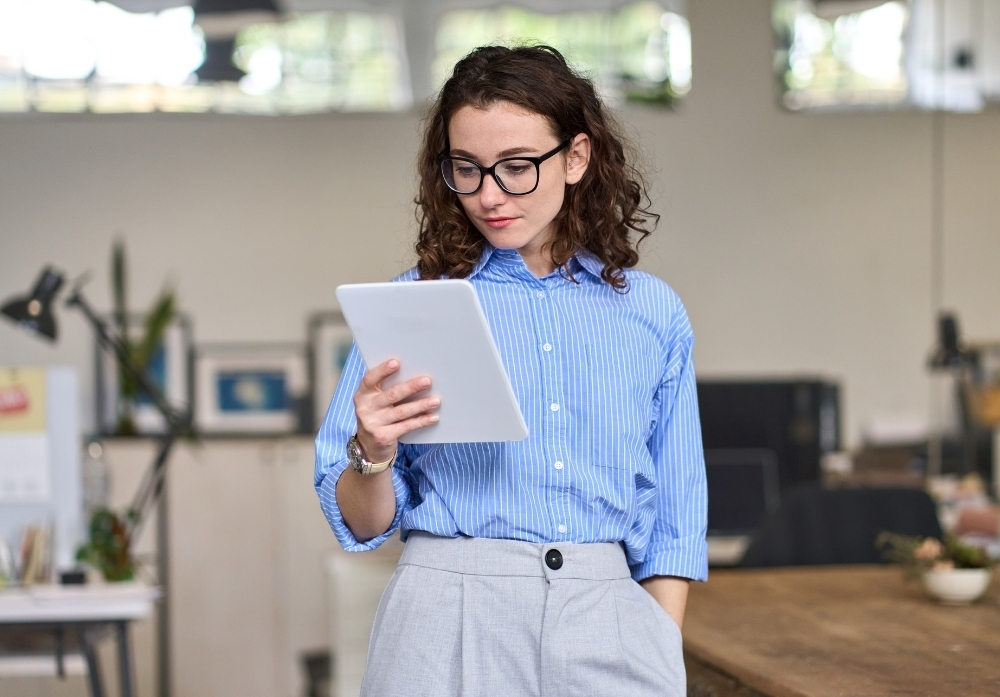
[
  {"x1": 455, "y1": 164, "x2": 479, "y2": 177},
  {"x1": 501, "y1": 163, "x2": 532, "y2": 175}
]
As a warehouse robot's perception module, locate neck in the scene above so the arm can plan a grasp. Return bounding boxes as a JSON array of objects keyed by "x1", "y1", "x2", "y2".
[{"x1": 517, "y1": 247, "x2": 557, "y2": 278}]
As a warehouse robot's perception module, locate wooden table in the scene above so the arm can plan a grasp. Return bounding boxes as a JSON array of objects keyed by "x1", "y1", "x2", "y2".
[{"x1": 683, "y1": 566, "x2": 1000, "y2": 697}]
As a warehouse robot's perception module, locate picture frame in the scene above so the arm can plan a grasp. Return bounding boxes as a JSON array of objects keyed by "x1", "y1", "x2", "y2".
[
  {"x1": 308, "y1": 311, "x2": 355, "y2": 431},
  {"x1": 95, "y1": 314, "x2": 193, "y2": 436},
  {"x1": 194, "y1": 343, "x2": 309, "y2": 435}
]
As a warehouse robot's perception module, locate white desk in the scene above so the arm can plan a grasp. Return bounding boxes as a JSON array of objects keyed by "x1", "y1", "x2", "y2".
[{"x1": 0, "y1": 582, "x2": 160, "y2": 697}]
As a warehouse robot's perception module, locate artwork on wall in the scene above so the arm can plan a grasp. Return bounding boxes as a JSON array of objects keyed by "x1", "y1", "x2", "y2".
[
  {"x1": 194, "y1": 343, "x2": 309, "y2": 435},
  {"x1": 308, "y1": 312, "x2": 354, "y2": 431},
  {"x1": 0, "y1": 366, "x2": 49, "y2": 503},
  {"x1": 96, "y1": 314, "x2": 193, "y2": 436}
]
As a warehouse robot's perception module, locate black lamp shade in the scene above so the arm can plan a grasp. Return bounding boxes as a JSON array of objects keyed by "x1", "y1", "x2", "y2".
[
  {"x1": 194, "y1": 0, "x2": 279, "y2": 13},
  {"x1": 928, "y1": 312, "x2": 968, "y2": 369},
  {"x1": 1, "y1": 267, "x2": 64, "y2": 341},
  {"x1": 195, "y1": 38, "x2": 247, "y2": 82}
]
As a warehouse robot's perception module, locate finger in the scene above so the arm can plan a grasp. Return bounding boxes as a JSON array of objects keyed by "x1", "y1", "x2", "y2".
[
  {"x1": 360, "y1": 394, "x2": 439, "y2": 432},
  {"x1": 384, "y1": 396, "x2": 441, "y2": 424},
  {"x1": 359, "y1": 359, "x2": 400, "y2": 391},
  {"x1": 383, "y1": 412, "x2": 440, "y2": 441},
  {"x1": 372, "y1": 375, "x2": 432, "y2": 409},
  {"x1": 355, "y1": 395, "x2": 441, "y2": 433}
]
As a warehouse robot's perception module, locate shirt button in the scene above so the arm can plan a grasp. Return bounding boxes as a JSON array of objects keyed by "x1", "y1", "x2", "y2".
[
  {"x1": 536, "y1": 290, "x2": 545, "y2": 299},
  {"x1": 557, "y1": 524, "x2": 567, "y2": 534},
  {"x1": 545, "y1": 548, "x2": 563, "y2": 570},
  {"x1": 550, "y1": 403, "x2": 560, "y2": 412},
  {"x1": 542, "y1": 343, "x2": 553, "y2": 352},
  {"x1": 554, "y1": 461, "x2": 564, "y2": 470}
]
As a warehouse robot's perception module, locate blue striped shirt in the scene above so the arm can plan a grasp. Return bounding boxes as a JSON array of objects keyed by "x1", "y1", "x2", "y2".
[{"x1": 315, "y1": 244, "x2": 708, "y2": 582}]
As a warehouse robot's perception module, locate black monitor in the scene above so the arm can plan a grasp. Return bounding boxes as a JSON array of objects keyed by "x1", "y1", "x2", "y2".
[
  {"x1": 705, "y1": 448, "x2": 781, "y2": 535},
  {"x1": 698, "y1": 379, "x2": 840, "y2": 492}
]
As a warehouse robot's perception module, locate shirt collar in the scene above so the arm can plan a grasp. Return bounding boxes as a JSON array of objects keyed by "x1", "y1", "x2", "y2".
[
  {"x1": 469, "y1": 242, "x2": 607, "y2": 284},
  {"x1": 570, "y1": 249, "x2": 606, "y2": 283}
]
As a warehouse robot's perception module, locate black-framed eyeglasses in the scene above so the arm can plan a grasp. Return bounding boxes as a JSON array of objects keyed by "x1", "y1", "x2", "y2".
[{"x1": 437, "y1": 138, "x2": 572, "y2": 196}]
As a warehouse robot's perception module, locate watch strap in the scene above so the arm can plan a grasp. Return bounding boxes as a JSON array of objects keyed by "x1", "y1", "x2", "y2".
[{"x1": 348, "y1": 434, "x2": 396, "y2": 476}]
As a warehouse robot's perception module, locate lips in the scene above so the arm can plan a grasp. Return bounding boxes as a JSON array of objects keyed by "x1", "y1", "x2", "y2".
[{"x1": 483, "y1": 217, "x2": 517, "y2": 229}]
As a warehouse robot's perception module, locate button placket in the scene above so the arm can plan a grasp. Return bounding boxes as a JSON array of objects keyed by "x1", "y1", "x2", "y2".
[{"x1": 532, "y1": 283, "x2": 569, "y2": 541}]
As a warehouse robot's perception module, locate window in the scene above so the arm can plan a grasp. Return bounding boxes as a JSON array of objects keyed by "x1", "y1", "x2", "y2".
[
  {"x1": 434, "y1": 2, "x2": 691, "y2": 107},
  {"x1": 0, "y1": 0, "x2": 408, "y2": 114},
  {"x1": 774, "y1": 0, "x2": 909, "y2": 110},
  {"x1": 775, "y1": 0, "x2": 1000, "y2": 112},
  {"x1": 232, "y1": 12, "x2": 409, "y2": 113},
  {"x1": 0, "y1": 1, "x2": 694, "y2": 115}
]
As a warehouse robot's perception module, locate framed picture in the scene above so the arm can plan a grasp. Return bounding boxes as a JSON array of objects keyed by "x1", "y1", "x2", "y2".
[
  {"x1": 308, "y1": 312, "x2": 355, "y2": 431},
  {"x1": 95, "y1": 314, "x2": 193, "y2": 436},
  {"x1": 194, "y1": 343, "x2": 309, "y2": 435}
]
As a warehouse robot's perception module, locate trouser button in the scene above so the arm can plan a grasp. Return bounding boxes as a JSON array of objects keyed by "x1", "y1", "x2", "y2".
[{"x1": 545, "y1": 548, "x2": 563, "y2": 570}]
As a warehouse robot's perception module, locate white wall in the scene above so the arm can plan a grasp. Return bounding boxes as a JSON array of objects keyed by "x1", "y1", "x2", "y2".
[{"x1": 1, "y1": 0, "x2": 998, "y2": 446}]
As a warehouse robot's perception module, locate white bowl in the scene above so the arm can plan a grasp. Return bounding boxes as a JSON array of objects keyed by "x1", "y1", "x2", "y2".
[{"x1": 922, "y1": 568, "x2": 992, "y2": 604}]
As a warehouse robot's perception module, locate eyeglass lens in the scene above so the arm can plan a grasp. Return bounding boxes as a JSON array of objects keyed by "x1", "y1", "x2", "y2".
[{"x1": 440, "y1": 159, "x2": 538, "y2": 195}]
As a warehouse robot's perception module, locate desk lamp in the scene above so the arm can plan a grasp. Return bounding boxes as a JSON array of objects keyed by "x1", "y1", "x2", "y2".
[
  {"x1": 927, "y1": 312, "x2": 984, "y2": 476},
  {"x1": 2, "y1": 267, "x2": 191, "y2": 542},
  {"x1": 928, "y1": 312, "x2": 974, "y2": 371}
]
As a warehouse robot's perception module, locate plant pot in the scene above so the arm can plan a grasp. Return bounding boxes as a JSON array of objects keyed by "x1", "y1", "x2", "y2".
[{"x1": 922, "y1": 567, "x2": 992, "y2": 604}]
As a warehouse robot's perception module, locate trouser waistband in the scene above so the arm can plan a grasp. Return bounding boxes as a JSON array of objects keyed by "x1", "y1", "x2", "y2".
[{"x1": 399, "y1": 531, "x2": 632, "y2": 581}]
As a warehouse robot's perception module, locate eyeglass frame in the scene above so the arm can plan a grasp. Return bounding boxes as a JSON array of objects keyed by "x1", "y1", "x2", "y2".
[{"x1": 436, "y1": 138, "x2": 573, "y2": 196}]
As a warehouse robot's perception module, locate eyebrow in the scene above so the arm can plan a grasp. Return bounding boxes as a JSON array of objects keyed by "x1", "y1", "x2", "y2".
[{"x1": 450, "y1": 146, "x2": 539, "y2": 160}]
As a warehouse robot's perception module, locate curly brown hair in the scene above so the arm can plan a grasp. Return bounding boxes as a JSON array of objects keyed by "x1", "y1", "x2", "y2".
[{"x1": 414, "y1": 45, "x2": 659, "y2": 291}]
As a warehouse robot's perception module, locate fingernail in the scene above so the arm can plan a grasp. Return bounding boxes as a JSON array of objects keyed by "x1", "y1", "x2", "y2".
[
  {"x1": 388, "y1": 360, "x2": 399, "y2": 369},
  {"x1": 430, "y1": 398, "x2": 441, "y2": 406},
  {"x1": 429, "y1": 414, "x2": 439, "y2": 423},
  {"x1": 419, "y1": 377, "x2": 431, "y2": 387}
]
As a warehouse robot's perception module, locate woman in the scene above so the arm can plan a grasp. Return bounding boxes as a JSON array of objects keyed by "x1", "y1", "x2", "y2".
[{"x1": 315, "y1": 45, "x2": 707, "y2": 697}]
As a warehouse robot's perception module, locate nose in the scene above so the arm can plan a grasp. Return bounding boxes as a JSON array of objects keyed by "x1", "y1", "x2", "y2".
[{"x1": 478, "y1": 173, "x2": 507, "y2": 209}]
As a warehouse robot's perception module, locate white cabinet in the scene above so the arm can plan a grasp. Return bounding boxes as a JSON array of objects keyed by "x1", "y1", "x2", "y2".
[{"x1": 101, "y1": 437, "x2": 354, "y2": 697}]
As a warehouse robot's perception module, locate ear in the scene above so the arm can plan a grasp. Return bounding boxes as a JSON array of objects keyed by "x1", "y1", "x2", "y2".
[{"x1": 564, "y1": 133, "x2": 591, "y2": 185}]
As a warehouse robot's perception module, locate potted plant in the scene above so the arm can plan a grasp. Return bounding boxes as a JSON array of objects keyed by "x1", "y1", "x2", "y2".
[
  {"x1": 877, "y1": 532, "x2": 994, "y2": 604},
  {"x1": 75, "y1": 508, "x2": 135, "y2": 582}
]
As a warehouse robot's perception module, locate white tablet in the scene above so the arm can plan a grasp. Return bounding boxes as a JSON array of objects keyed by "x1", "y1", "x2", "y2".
[{"x1": 335, "y1": 279, "x2": 528, "y2": 444}]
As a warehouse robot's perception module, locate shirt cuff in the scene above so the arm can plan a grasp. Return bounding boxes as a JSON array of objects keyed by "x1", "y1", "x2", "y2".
[
  {"x1": 630, "y1": 533, "x2": 709, "y2": 583},
  {"x1": 316, "y1": 457, "x2": 409, "y2": 552}
]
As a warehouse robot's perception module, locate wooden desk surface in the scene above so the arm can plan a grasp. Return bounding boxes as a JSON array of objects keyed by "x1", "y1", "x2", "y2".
[{"x1": 684, "y1": 566, "x2": 1000, "y2": 697}]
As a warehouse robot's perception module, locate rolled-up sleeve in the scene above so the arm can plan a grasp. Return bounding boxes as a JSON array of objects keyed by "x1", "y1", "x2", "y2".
[
  {"x1": 314, "y1": 343, "x2": 412, "y2": 552},
  {"x1": 631, "y1": 305, "x2": 709, "y2": 583}
]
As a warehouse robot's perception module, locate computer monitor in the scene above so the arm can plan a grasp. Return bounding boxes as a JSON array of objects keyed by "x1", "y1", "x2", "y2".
[
  {"x1": 698, "y1": 379, "x2": 840, "y2": 491},
  {"x1": 705, "y1": 448, "x2": 781, "y2": 535}
]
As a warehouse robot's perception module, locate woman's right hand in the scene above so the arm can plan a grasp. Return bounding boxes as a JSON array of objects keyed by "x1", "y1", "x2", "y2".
[{"x1": 353, "y1": 358, "x2": 440, "y2": 463}]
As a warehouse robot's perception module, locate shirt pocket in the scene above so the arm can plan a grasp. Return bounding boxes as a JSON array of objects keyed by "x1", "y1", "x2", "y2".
[{"x1": 585, "y1": 340, "x2": 658, "y2": 470}]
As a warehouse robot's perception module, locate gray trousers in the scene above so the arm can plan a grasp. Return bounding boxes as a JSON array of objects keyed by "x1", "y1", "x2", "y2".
[{"x1": 360, "y1": 533, "x2": 685, "y2": 697}]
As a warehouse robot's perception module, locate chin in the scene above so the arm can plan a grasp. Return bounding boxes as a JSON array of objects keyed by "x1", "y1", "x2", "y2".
[{"x1": 479, "y1": 227, "x2": 535, "y2": 252}]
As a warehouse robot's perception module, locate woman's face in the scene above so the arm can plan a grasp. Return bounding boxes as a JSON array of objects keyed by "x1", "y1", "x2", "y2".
[{"x1": 446, "y1": 101, "x2": 590, "y2": 272}]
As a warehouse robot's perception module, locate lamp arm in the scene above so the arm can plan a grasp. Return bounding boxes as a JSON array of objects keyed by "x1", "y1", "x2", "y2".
[
  {"x1": 65, "y1": 285, "x2": 190, "y2": 538},
  {"x1": 127, "y1": 432, "x2": 176, "y2": 542}
]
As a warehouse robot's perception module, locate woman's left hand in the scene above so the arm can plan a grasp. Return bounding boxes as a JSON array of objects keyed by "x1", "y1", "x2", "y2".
[{"x1": 640, "y1": 576, "x2": 690, "y2": 630}]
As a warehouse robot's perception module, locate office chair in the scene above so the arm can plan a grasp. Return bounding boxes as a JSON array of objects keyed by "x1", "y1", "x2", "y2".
[{"x1": 740, "y1": 483, "x2": 943, "y2": 567}]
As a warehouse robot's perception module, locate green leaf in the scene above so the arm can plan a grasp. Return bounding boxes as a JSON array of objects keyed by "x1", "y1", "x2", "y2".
[
  {"x1": 112, "y1": 239, "x2": 131, "y2": 354},
  {"x1": 132, "y1": 290, "x2": 175, "y2": 376},
  {"x1": 112, "y1": 239, "x2": 137, "y2": 403}
]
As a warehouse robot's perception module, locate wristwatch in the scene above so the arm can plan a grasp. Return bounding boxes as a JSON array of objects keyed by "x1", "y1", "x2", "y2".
[{"x1": 346, "y1": 433, "x2": 396, "y2": 476}]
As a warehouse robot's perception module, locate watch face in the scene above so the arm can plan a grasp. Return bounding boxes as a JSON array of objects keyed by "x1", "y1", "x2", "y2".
[{"x1": 347, "y1": 435, "x2": 365, "y2": 466}]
